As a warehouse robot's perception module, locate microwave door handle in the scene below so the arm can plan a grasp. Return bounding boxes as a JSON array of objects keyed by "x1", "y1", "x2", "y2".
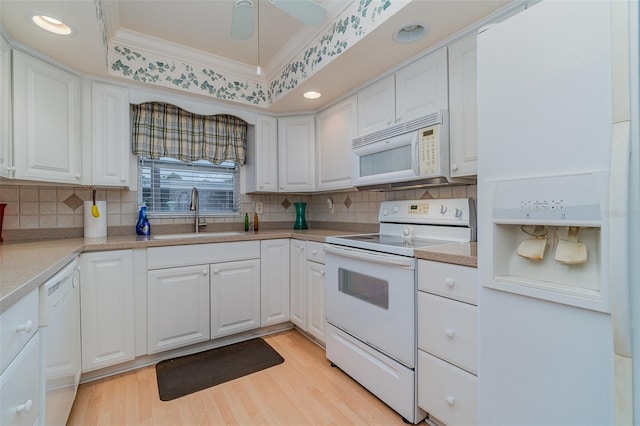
[{"x1": 414, "y1": 134, "x2": 421, "y2": 175}]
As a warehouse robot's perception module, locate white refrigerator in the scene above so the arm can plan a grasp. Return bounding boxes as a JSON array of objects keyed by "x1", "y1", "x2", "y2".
[{"x1": 477, "y1": 1, "x2": 638, "y2": 425}]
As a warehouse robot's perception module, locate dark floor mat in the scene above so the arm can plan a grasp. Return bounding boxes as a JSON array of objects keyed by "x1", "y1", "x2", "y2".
[{"x1": 155, "y1": 338, "x2": 284, "y2": 401}]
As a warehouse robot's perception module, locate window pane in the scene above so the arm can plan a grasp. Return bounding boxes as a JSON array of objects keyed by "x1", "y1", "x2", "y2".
[{"x1": 138, "y1": 157, "x2": 238, "y2": 214}]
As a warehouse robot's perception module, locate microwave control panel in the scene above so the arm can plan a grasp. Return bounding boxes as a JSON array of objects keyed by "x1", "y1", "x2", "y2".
[{"x1": 419, "y1": 125, "x2": 439, "y2": 175}]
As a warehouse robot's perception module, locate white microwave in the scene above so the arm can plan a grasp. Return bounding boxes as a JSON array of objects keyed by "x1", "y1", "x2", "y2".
[{"x1": 351, "y1": 111, "x2": 451, "y2": 189}]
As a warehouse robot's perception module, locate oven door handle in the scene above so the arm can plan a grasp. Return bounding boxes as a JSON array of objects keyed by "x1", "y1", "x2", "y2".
[{"x1": 323, "y1": 244, "x2": 415, "y2": 269}]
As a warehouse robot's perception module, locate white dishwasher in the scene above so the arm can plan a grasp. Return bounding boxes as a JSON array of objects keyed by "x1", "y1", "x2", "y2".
[{"x1": 39, "y1": 258, "x2": 81, "y2": 426}]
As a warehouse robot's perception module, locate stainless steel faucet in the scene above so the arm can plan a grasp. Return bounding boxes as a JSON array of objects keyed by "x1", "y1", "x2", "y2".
[{"x1": 189, "y1": 187, "x2": 199, "y2": 233}]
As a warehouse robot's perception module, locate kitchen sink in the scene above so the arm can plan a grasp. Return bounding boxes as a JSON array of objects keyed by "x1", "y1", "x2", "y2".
[{"x1": 152, "y1": 231, "x2": 245, "y2": 240}]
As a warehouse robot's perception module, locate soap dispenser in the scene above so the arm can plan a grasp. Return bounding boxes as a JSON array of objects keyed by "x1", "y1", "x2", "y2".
[{"x1": 136, "y1": 205, "x2": 151, "y2": 236}]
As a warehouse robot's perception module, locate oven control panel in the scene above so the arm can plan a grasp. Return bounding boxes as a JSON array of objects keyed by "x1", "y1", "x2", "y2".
[{"x1": 379, "y1": 198, "x2": 476, "y2": 227}]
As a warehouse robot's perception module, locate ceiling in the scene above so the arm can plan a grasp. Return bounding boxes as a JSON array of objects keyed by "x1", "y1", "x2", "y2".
[{"x1": 0, "y1": 0, "x2": 513, "y2": 113}]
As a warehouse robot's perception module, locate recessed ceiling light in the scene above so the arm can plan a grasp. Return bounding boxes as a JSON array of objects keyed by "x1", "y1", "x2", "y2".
[
  {"x1": 393, "y1": 22, "x2": 428, "y2": 44},
  {"x1": 32, "y1": 14, "x2": 73, "y2": 35},
  {"x1": 304, "y1": 91, "x2": 322, "y2": 99}
]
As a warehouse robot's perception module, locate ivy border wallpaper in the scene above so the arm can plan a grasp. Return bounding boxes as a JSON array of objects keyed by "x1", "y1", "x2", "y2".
[{"x1": 105, "y1": 0, "x2": 403, "y2": 108}]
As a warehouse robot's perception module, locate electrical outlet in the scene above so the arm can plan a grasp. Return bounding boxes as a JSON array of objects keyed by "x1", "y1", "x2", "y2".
[{"x1": 256, "y1": 202, "x2": 263, "y2": 214}]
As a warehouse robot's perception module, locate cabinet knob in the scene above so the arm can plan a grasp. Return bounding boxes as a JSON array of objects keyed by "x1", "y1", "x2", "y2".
[
  {"x1": 445, "y1": 329, "x2": 455, "y2": 339},
  {"x1": 446, "y1": 396, "x2": 455, "y2": 406},
  {"x1": 320, "y1": 270, "x2": 325, "y2": 277},
  {"x1": 75, "y1": 174, "x2": 82, "y2": 180},
  {"x1": 312, "y1": 250, "x2": 317, "y2": 256},
  {"x1": 16, "y1": 320, "x2": 34, "y2": 334},
  {"x1": 120, "y1": 177, "x2": 126, "y2": 183},
  {"x1": 452, "y1": 163, "x2": 458, "y2": 171},
  {"x1": 280, "y1": 186, "x2": 284, "y2": 190},
  {"x1": 300, "y1": 246, "x2": 305, "y2": 252},
  {"x1": 203, "y1": 269, "x2": 210, "y2": 276},
  {"x1": 445, "y1": 278, "x2": 455, "y2": 288},
  {"x1": 16, "y1": 399, "x2": 33, "y2": 413},
  {"x1": 212, "y1": 268, "x2": 219, "y2": 274}
]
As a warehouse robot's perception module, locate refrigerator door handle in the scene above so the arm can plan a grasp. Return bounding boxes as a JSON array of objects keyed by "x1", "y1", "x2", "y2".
[{"x1": 608, "y1": 120, "x2": 632, "y2": 358}]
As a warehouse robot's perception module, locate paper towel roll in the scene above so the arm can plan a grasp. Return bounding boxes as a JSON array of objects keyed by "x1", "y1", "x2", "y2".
[{"x1": 84, "y1": 201, "x2": 107, "y2": 238}]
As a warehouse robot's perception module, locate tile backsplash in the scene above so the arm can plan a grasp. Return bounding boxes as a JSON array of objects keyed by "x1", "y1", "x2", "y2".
[{"x1": 0, "y1": 182, "x2": 476, "y2": 241}]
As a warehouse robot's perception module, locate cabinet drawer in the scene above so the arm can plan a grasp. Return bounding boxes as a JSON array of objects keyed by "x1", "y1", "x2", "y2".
[
  {"x1": 418, "y1": 260, "x2": 477, "y2": 305},
  {"x1": 306, "y1": 241, "x2": 325, "y2": 264},
  {"x1": 148, "y1": 241, "x2": 260, "y2": 269},
  {"x1": 418, "y1": 291, "x2": 477, "y2": 374},
  {"x1": 418, "y1": 350, "x2": 476, "y2": 426},
  {"x1": 1, "y1": 289, "x2": 39, "y2": 373},
  {"x1": 0, "y1": 333, "x2": 40, "y2": 426}
]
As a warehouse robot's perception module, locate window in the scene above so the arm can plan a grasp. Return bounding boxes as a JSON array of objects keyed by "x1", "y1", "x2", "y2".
[{"x1": 138, "y1": 157, "x2": 239, "y2": 216}]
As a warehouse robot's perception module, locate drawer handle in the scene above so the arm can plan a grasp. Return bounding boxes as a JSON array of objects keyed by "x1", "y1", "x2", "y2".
[
  {"x1": 445, "y1": 278, "x2": 455, "y2": 288},
  {"x1": 16, "y1": 320, "x2": 34, "y2": 334},
  {"x1": 445, "y1": 329, "x2": 455, "y2": 339},
  {"x1": 16, "y1": 399, "x2": 33, "y2": 413},
  {"x1": 446, "y1": 396, "x2": 455, "y2": 406}
]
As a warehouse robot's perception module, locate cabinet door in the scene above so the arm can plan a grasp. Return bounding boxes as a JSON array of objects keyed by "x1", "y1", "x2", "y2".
[
  {"x1": 91, "y1": 82, "x2": 131, "y2": 186},
  {"x1": 12, "y1": 51, "x2": 82, "y2": 184},
  {"x1": 289, "y1": 240, "x2": 306, "y2": 329},
  {"x1": 315, "y1": 96, "x2": 356, "y2": 191},
  {"x1": 0, "y1": 333, "x2": 40, "y2": 426},
  {"x1": 395, "y1": 48, "x2": 448, "y2": 123},
  {"x1": 0, "y1": 37, "x2": 11, "y2": 178},
  {"x1": 245, "y1": 115, "x2": 279, "y2": 193},
  {"x1": 147, "y1": 265, "x2": 210, "y2": 354},
  {"x1": 306, "y1": 260, "x2": 326, "y2": 343},
  {"x1": 210, "y1": 259, "x2": 261, "y2": 339},
  {"x1": 357, "y1": 75, "x2": 394, "y2": 136},
  {"x1": 260, "y1": 239, "x2": 290, "y2": 326},
  {"x1": 80, "y1": 250, "x2": 134, "y2": 372},
  {"x1": 448, "y1": 35, "x2": 478, "y2": 177},
  {"x1": 278, "y1": 115, "x2": 315, "y2": 192}
]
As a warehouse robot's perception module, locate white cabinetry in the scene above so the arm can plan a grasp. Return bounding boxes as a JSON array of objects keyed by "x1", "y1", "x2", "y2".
[
  {"x1": 244, "y1": 114, "x2": 279, "y2": 193},
  {"x1": 147, "y1": 241, "x2": 261, "y2": 354},
  {"x1": 448, "y1": 35, "x2": 478, "y2": 177},
  {"x1": 0, "y1": 289, "x2": 40, "y2": 426},
  {"x1": 260, "y1": 239, "x2": 290, "y2": 326},
  {"x1": 315, "y1": 96, "x2": 356, "y2": 191},
  {"x1": 0, "y1": 36, "x2": 11, "y2": 178},
  {"x1": 289, "y1": 239, "x2": 326, "y2": 343},
  {"x1": 91, "y1": 82, "x2": 131, "y2": 187},
  {"x1": 147, "y1": 265, "x2": 210, "y2": 354},
  {"x1": 357, "y1": 48, "x2": 448, "y2": 136},
  {"x1": 12, "y1": 50, "x2": 83, "y2": 184},
  {"x1": 417, "y1": 260, "x2": 478, "y2": 425},
  {"x1": 80, "y1": 250, "x2": 135, "y2": 372},
  {"x1": 278, "y1": 115, "x2": 315, "y2": 192},
  {"x1": 210, "y1": 259, "x2": 261, "y2": 339},
  {"x1": 395, "y1": 49, "x2": 448, "y2": 123}
]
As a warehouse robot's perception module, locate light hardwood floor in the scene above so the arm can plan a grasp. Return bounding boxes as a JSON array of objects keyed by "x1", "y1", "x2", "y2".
[{"x1": 68, "y1": 330, "x2": 411, "y2": 425}]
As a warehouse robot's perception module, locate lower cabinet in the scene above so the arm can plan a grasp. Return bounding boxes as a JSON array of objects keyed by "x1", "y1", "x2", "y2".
[
  {"x1": 290, "y1": 239, "x2": 326, "y2": 343},
  {"x1": 146, "y1": 242, "x2": 261, "y2": 355},
  {"x1": 210, "y1": 259, "x2": 261, "y2": 339},
  {"x1": 147, "y1": 264, "x2": 210, "y2": 354},
  {"x1": 260, "y1": 239, "x2": 290, "y2": 326},
  {"x1": 417, "y1": 260, "x2": 478, "y2": 425},
  {"x1": 80, "y1": 250, "x2": 135, "y2": 372}
]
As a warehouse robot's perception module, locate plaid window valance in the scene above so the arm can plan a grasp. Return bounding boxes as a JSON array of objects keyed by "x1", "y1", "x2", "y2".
[{"x1": 131, "y1": 102, "x2": 247, "y2": 165}]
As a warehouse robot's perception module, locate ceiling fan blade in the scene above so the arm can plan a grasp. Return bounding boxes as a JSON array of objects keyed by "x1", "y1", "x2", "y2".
[
  {"x1": 231, "y1": 0, "x2": 255, "y2": 40},
  {"x1": 270, "y1": 0, "x2": 327, "y2": 26}
]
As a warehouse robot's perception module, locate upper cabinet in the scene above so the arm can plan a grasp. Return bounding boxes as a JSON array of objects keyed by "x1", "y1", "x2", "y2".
[
  {"x1": 278, "y1": 115, "x2": 315, "y2": 192},
  {"x1": 91, "y1": 82, "x2": 131, "y2": 187},
  {"x1": 395, "y1": 49, "x2": 448, "y2": 124},
  {"x1": 12, "y1": 50, "x2": 83, "y2": 184},
  {"x1": 357, "y1": 47, "x2": 448, "y2": 136},
  {"x1": 315, "y1": 96, "x2": 357, "y2": 191},
  {"x1": 448, "y1": 35, "x2": 478, "y2": 177},
  {"x1": 244, "y1": 114, "x2": 279, "y2": 193},
  {"x1": 0, "y1": 37, "x2": 11, "y2": 179}
]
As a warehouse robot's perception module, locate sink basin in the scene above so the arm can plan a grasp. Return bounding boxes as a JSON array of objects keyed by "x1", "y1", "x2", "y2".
[{"x1": 152, "y1": 231, "x2": 245, "y2": 240}]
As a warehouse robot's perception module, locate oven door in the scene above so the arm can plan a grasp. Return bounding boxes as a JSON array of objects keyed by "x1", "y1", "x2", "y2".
[{"x1": 324, "y1": 244, "x2": 416, "y2": 368}]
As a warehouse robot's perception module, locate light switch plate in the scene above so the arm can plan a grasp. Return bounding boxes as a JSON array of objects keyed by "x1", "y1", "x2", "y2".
[{"x1": 256, "y1": 202, "x2": 263, "y2": 214}]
